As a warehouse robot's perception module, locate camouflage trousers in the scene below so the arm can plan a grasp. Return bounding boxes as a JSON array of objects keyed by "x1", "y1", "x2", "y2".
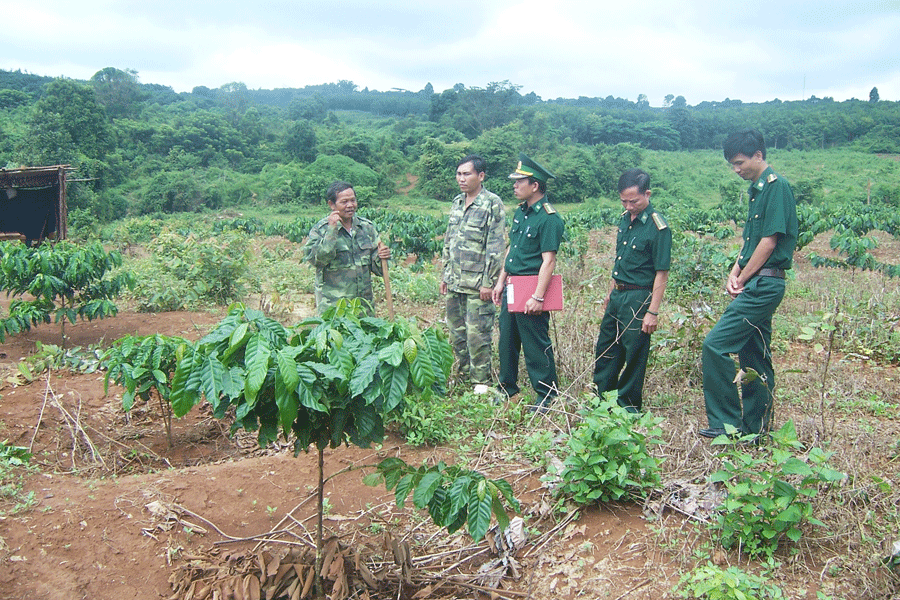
[{"x1": 446, "y1": 291, "x2": 496, "y2": 385}]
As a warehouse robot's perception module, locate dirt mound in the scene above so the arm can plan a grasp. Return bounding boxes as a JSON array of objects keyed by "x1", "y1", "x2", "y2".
[{"x1": 0, "y1": 311, "x2": 660, "y2": 600}]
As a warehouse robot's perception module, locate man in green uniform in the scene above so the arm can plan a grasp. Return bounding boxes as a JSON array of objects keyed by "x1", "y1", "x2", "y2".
[
  {"x1": 304, "y1": 181, "x2": 391, "y2": 316},
  {"x1": 441, "y1": 155, "x2": 506, "y2": 390},
  {"x1": 492, "y1": 154, "x2": 565, "y2": 410},
  {"x1": 593, "y1": 168, "x2": 671, "y2": 412},
  {"x1": 701, "y1": 130, "x2": 798, "y2": 438}
]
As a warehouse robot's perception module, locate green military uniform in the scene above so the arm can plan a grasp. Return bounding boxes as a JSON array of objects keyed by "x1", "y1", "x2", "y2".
[
  {"x1": 443, "y1": 188, "x2": 506, "y2": 385},
  {"x1": 593, "y1": 203, "x2": 671, "y2": 411},
  {"x1": 498, "y1": 185, "x2": 564, "y2": 404},
  {"x1": 702, "y1": 167, "x2": 798, "y2": 434},
  {"x1": 304, "y1": 215, "x2": 384, "y2": 316}
]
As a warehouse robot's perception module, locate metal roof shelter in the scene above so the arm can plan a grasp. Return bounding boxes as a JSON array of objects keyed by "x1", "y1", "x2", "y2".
[{"x1": 0, "y1": 165, "x2": 69, "y2": 244}]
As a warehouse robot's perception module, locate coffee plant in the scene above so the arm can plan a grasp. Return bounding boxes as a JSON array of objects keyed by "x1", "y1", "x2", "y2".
[
  {"x1": 0, "y1": 240, "x2": 133, "y2": 344},
  {"x1": 165, "y1": 300, "x2": 517, "y2": 593},
  {"x1": 103, "y1": 334, "x2": 192, "y2": 446}
]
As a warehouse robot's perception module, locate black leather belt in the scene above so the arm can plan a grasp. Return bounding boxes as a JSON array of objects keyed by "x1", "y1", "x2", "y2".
[
  {"x1": 756, "y1": 267, "x2": 785, "y2": 279},
  {"x1": 613, "y1": 282, "x2": 652, "y2": 291}
]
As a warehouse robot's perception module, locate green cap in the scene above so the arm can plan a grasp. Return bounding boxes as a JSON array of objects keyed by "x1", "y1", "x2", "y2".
[{"x1": 508, "y1": 153, "x2": 555, "y2": 183}]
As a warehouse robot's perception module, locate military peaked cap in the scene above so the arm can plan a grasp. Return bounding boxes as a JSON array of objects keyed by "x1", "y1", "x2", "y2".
[{"x1": 508, "y1": 153, "x2": 555, "y2": 183}]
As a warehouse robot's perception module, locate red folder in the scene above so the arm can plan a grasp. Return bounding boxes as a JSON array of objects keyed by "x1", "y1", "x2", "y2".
[{"x1": 507, "y1": 274, "x2": 564, "y2": 312}]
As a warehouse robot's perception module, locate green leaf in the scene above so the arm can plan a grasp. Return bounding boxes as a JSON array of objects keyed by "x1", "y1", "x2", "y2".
[
  {"x1": 413, "y1": 470, "x2": 442, "y2": 509},
  {"x1": 170, "y1": 350, "x2": 202, "y2": 417},
  {"x1": 297, "y1": 379, "x2": 327, "y2": 413},
  {"x1": 200, "y1": 354, "x2": 229, "y2": 410},
  {"x1": 377, "y1": 341, "x2": 404, "y2": 367},
  {"x1": 403, "y1": 337, "x2": 418, "y2": 364},
  {"x1": 350, "y1": 353, "x2": 380, "y2": 398},
  {"x1": 380, "y1": 361, "x2": 409, "y2": 413},
  {"x1": 448, "y1": 475, "x2": 473, "y2": 517},
  {"x1": 243, "y1": 334, "x2": 271, "y2": 407},
  {"x1": 394, "y1": 473, "x2": 416, "y2": 508},
  {"x1": 467, "y1": 489, "x2": 493, "y2": 541},
  {"x1": 275, "y1": 372, "x2": 299, "y2": 432},
  {"x1": 409, "y1": 342, "x2": 436, "y2": 390},
  {"x1": 276, "y1": 346, "x2": 302, "y2": 392}
]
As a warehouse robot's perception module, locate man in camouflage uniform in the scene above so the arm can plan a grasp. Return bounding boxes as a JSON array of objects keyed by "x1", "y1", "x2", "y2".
[
  {"x1": 593, "y1": 168, "x2": 671, "y2": 413},
  {"x1": 441, "y1": 155, "x2": 506, "y2": 389},
  {"x1": 305, "y1": 181, "x2": 391, "y2": 316}
]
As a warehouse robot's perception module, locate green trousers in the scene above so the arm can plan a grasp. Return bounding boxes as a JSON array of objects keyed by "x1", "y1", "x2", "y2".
[
  {"x1": 593, "y1": 288, "x2": 652, "y2": 412},
  {"x1": 497, "y1": 295, "x2": 558, "y2": 405},
  {"x1": 702, "y1": 276, "x2": 785, "y2": 434}
]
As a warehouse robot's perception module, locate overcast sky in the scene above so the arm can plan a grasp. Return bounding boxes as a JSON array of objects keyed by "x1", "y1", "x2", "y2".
[{"x1": 3, "y1": 0, "x2": 898, "y2": 106}]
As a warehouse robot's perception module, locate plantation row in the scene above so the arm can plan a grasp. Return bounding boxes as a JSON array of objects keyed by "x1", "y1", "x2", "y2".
[{"x1": 207, "y1": 199, "x2": 900, "y2": 277}]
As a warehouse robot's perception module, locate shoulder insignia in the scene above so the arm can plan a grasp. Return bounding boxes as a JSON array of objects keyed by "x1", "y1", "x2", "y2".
[
  {"x1": 543, "y1": 202, "x2": 556, "y2": 214},
  {"x1": 651, "y1": 212, "x2": 668, "y2": 230},
  {"x1": 766, "y1": 173, "x2": 778, "y2": 183}
]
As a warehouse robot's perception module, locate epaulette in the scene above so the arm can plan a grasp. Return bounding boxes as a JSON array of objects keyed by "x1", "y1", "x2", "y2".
[
  {"x1": 543, "y1": 202, "x2": 556, "y2": 214},
  {"x1": 766, "y1": 173, "x2": 778, "y2": 183},
  {"x1": 651, "y1": 212, "x2": 668, "y2": 230}
]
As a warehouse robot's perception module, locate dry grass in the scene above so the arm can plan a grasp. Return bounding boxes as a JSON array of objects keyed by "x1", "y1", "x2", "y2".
[{"x1": 539, "y1": 227, "x2": 900, "y2": 598}]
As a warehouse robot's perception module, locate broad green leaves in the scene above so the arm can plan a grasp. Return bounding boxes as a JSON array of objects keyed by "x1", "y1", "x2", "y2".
[
  {"x1": 167, "y1": 300, "x2": 452, "y2": 452},
  {"x1": 103, "y1": 333, "x2": 189, "y2": 412},
  {"x1": 369, "y1": 459, "x2": 520, "y2": 542},
  {"x1": 0, "y1": 240, "x2": 133, "y2": 342}
]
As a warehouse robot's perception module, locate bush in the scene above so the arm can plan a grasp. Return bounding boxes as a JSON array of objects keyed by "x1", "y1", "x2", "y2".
[
  {"x1": 559, "y1": 396, "x2": 664, "y2": 503},
  {"x1": 673, "y1": 563, "x2": 785, "y2": 599},
  {"x1": 0, "y1": 240, "x2": 133, "y2": 343},
  {"x1": 709, "y1": 421, "x2": 845, "y2": 559},
  {"x1": 131, "y1": 229, "x2": 251, "y2": 311}
]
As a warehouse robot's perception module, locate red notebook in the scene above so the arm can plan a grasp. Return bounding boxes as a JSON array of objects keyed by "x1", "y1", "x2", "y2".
[{"x1": 506, "y1": 274, "x2": 564, "y2": 312}]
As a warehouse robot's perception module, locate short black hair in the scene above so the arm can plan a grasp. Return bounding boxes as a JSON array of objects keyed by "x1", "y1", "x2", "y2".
[
  {"x1": 526, "y1": 176, "x2": 547, "y2": 194},
  {"x1": 457, "y1": 154, "x2": 486, "y2": 174},
  {"x1": 723, "y1": 129, "x2": 766, "y2": 162},
  {"x1": 326, "y1": 181, "x2": 354, "y2": 204},
  {"x1": 617, "y1": 168, "x2": 651, "y2": 194}
]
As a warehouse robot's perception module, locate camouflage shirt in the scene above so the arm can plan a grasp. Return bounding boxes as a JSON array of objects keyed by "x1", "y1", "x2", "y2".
[
  {"x1": 304, "y1": 215, "x2": 384, "y2": 314},
  {"x1": 442, "y1": 188, "x2": 506, "y2": 294}
]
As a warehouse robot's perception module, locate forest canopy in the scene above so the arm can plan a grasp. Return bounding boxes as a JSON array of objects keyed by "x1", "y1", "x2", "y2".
[{"x1": 1, "y1": 68, "x2": 898, "y2": 223}]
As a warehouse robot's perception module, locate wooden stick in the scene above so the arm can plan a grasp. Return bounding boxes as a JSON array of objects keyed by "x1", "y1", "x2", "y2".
[{"x1": 381, "y1": 257, "x2": 394, "y2": 319}]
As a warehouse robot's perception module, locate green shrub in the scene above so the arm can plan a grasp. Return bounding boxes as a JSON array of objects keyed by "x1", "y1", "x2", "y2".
[
  {"x1": 559, "y1": 396, "x2": 664, "y2": 504},
  {"x1": 0, "y1": 441, "x2": 36, "y2": 516},
  {"x1": 379, "y1": 263, "x2": 441, "y2": 303},
  {"x1": 709, "y1": 421, "x2": 845, "y2": 559},
  {"x1": 673, "y1": 563, "x2": 785, "y2": 599},
  {"x1": 386, "y1": 389, "x2": 499, "y2": 447},
  {"x1": 666, "y1": 231, "x2": 736, "y2": 305},
  {"x1": 387, "y1": 394, "x2": 453, "y2": 446},
  {"x1": 0, "y1": 240, "x2": 133, "y2": 343},
  {"x1": 132, "y1": 229, "x2": 251, "y2": 310}
]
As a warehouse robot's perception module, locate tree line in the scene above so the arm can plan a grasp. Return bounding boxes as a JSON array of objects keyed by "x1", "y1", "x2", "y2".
[{"x1": 0, "y1": 68, "x2": 898, "y2": 226}]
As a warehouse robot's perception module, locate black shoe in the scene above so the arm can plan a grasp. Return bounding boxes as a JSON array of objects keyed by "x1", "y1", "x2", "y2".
[{"x1": 699, "y1": 427, "x2": 728, "y2": 438}]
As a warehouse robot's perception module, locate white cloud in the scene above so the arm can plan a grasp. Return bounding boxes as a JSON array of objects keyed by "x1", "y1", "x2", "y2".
[{"x1": 0, "y1": 0, "x2": 897, "y2": 102}]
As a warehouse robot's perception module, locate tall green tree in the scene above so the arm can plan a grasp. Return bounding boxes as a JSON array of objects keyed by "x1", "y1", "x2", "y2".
[
  {"x1": 90, "y1": 67, "x2": 145, "y2": 120},
  {"x1": 19, "y1": 79, "x2": 112, "y2": 164}
]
